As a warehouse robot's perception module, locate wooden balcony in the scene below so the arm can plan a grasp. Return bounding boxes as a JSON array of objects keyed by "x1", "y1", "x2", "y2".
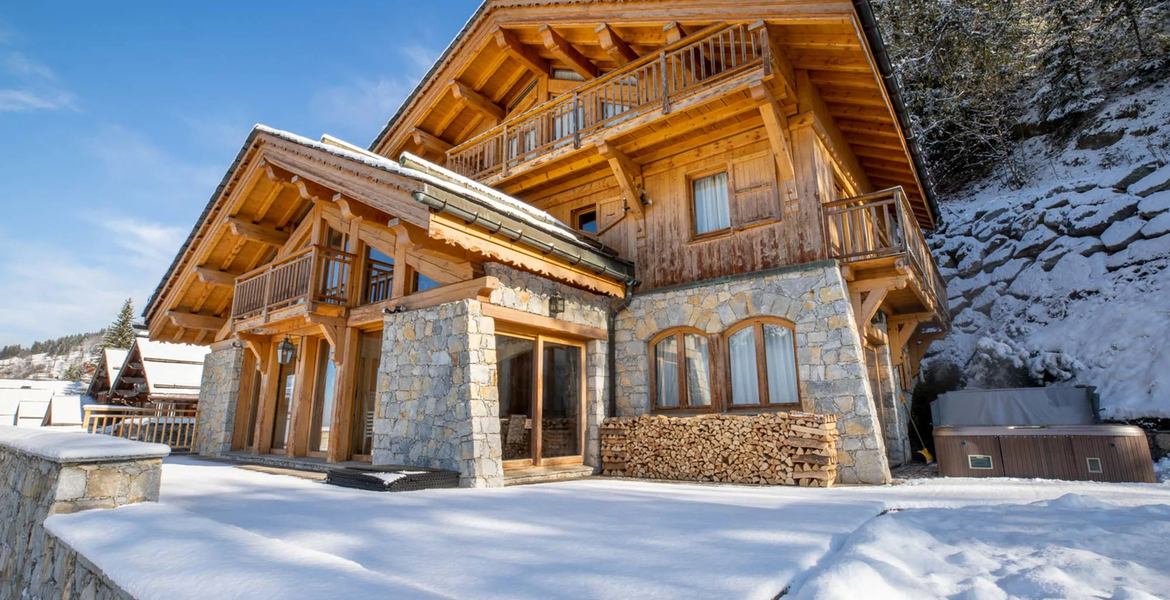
[
  {"x1": 230, "y1": 245, "x2": 358, "y2": 332},
  {"x1": 447, "y1": 22, "x2": 771, "y2": 182},
  {"x1": 824, "y1": 187, "x2": 949, "y2": 326}
]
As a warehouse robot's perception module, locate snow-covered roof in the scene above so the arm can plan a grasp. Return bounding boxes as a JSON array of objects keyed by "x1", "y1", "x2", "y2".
[
  {"x1": 15, "y1": 398, "x2": 50, "y2": 428},
  {"x1": 103, "y1": 348, "x2": 128, "y2": 382},
  {"x1": 110, "y1": 339, "x2": 208, "y2": 402},
  {"x1": 0, "y1": 425, "x2": 170, "y2": 463},
  {"x1": 48, "y1": 395, "x2": 86, "y2": 426}
]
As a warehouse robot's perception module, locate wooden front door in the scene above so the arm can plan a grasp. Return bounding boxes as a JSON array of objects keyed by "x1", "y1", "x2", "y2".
[{"x1": 496, "y1": 332, "x2": 586, "y2": 469}]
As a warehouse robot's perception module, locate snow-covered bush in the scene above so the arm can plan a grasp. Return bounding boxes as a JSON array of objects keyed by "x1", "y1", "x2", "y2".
[{"x1": 967, "y1": 336, "x2": 1083, "y2": 388}]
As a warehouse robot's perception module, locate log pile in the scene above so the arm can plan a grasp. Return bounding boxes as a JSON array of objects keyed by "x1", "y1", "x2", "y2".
[{"x1": 600, "y1": 412, "x2": 839, "y2": 487}]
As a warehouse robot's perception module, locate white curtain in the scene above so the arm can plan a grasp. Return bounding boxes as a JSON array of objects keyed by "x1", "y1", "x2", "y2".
[
  {"x1": 693, "y1": 172, "x2": 730, "y2": 234},
  {"x1": 764, "y1": 325, "x2": 799, "y2": 405},
  {"x1": 683, "y1": 334, "x2": 712, "y2": 407},
  {"x1": 655, "y1": 337, "x2": 679, "y2": 408},
  {"x1": 728, "y1": 328, "x2": 759, "y2": 405}
]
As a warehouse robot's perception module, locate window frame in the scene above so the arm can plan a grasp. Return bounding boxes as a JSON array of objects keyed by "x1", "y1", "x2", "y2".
[
  {"x1": 687, "y1": 168, "x2": 733, "y2": 240},
  {"x1": 722, "y1": 317, "x2": 802, "y2": 410},
  {"x1": 648, "y1": 327, "x2": 716, "y2": 413},
  {"x1": 572, "y1": 205, "x2": 599, "y2": 234}
]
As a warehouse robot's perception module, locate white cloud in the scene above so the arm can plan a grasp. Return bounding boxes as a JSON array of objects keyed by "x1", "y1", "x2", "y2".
[
  {"x1": 85, "y1": 124, "x2": 222, "y2": 205},
  {"x1": 0, "y1": 50, "x2": 77, "y2": 113},
  {"x1": 309, "y1": 45, "x2": 439, "y2": 142}
]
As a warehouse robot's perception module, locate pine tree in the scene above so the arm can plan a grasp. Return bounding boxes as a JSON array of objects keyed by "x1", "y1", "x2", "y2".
[{"x1": 101, "y1": 298, "x2": 137, "y2": 350}]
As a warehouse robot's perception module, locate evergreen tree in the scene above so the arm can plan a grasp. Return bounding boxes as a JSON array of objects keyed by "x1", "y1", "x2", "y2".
[{"x1": 101, "y1": 298, "x2": 137, "y2": 350}]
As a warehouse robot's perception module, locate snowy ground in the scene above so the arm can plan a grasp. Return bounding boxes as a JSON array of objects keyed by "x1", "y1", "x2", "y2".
[{"x1": 45, "y1": 457, "x2": 1170, "y2": 600}]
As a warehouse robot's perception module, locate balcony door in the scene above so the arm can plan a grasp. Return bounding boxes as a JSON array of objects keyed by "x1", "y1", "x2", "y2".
[{"x1": 496, "y1": 332, "x2": 585, "y2": 468}]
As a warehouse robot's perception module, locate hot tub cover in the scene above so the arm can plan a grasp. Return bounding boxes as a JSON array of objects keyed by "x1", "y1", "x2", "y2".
[{"x1": 931, "y1": 386, "x2": 1099, "y2": 427}]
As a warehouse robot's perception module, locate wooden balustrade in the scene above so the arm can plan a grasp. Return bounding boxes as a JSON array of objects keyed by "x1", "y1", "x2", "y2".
[
  {"x1": 230, "y1": 245, "x2": 357, "y2": 323},
  {"x1": 364, "y1": 258, "x2": 395, "y2": 305},
  {"x1": 82, "y1": 404, "x2": 200, "y2": 453},
  {"x1": 447, "y1": 23, "x2": 767, "y2": 180},
  {"x1": 824, "y1": 188, "x2": 949, "y2": 322}
]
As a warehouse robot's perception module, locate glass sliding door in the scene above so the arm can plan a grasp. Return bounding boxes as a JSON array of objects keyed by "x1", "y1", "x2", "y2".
[
  {"x1": 308, "y1": 341, "x2": 337, "y2": 456},
  {"x1": 494, "y1": 332, "x2": 585, "y2": 468},
  {"x1": 540, "y1": 341, "x2": 582, "y2": 461},
  {"x1": 270, "y1": 361, "x2": 296, "y2": 452},
  {"x1": 497, "y1": 335, "x2": 535, "y2": 464},
  {"x1": 350, "y1": 331, "x2": 381, "y2": 460}
]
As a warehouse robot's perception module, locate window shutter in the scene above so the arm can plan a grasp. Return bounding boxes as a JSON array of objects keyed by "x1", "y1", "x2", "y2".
[{"x1": 729, "y1": 151, "x2": 780, "y2": 227}]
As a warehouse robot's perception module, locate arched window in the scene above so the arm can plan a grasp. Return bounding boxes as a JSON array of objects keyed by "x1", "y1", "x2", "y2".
[
  {"x1": 649, "y1": 328, "x2": 713, "y2": 410},
  {"x1": 724, "y1": 317, "x2": 800, "y2": 408}
]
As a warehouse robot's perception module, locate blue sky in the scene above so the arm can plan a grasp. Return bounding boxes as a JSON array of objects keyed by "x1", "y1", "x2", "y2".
[{"x1": 0, "y1": 1, "x2": 479, "y2": 346}]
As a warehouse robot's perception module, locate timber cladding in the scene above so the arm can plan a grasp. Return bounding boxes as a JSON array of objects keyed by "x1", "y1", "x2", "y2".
[{"x1": 600, "y1": 412, "x2": 839, "y2": 486}]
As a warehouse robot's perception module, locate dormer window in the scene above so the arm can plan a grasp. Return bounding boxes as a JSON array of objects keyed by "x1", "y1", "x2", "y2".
[{"x1": 573, "y1": 207, "x2": 598, "y2": 234}]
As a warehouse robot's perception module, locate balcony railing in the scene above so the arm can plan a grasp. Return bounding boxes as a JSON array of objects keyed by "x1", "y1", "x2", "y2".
[
  {"x1": 447, "y1": 22, "x2": 769, "y2": 180},
  {"x1": 824, "y1": 188, "x2": 949, "y2": 322},
  {"x1": 364, "y1": 257, "x2": 395, "y2": 305},
  {"x1": 231, "y1": 245, "x2": 356, "y2": 323},
  {"x1": 83, "y1": 404, "x2": 199, "y2": 453}
]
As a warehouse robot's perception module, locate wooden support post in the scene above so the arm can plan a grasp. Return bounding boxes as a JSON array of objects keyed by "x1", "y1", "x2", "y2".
[
  {"x1": 449, "y1": 81, "x2": 504, "y2": 121},
  {"x1": 287, "y1": 336, "x2": 318, "y2": 458},
  {"x1": 253, "y1": 341, "x2": 280, "y2": 455},
  {"x1": 327, "y1": 327, "x2": 361, "y2": 463},
  {"x1": 750, "y1": 83, "x2": 798, "y2": 202},
  {"x1": 230, "y1": 348, "x2": 258, "y2": 452},
  {"x1": 597, "y1": 141, "x2": 644, "y2": 219},
  {"x1": 539, "y1": 25, "x2": 598, "y2": 79},
  {"x1": 596, "y1": 24, "x2": 638, "y2": 65},
  {"x1": 494, "y1": 26, "x2": 549, "y2": 76},
  {"x1": 227, "y1": 217, "x2": 290, "y2": 247}
]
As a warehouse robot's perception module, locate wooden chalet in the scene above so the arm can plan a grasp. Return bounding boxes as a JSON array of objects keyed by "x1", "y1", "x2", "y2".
[
  {"x1": 85, "y1": 347, "x2": 128, "y2": 404},
  {"x1": 103, "y1": 339, "x2": 209, "y2": 407},
  {"x1": 144, "y1": 0, "x2": 949, "y2": 486}
]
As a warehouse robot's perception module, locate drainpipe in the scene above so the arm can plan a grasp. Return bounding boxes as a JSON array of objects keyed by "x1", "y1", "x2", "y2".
[
  {"x1": 851, "y1": 0, "x2": 941, "y2": 226},
  {"x1": 606, "y1": 279, "x2": 638, "y2": 418}
]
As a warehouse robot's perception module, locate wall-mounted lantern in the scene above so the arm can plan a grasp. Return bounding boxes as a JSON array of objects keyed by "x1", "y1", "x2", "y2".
[
  {"x1": 548, "y1": 294, "x2": 565, "y2": 316},
  {"x1": 277, "y1": 336, "x2": 297, "y2": 365}
]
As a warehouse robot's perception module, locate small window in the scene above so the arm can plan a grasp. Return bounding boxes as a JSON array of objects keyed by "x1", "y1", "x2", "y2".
[
  {"x1": 574, "y1": 207, "x2": 598, "y2": 234},
  {"x1": 413, "y1": 272, "x2": 440, "y2": 292},
  {"x1": 968, "y1": 455, "x2": 993, "y2": 470},
  {"x1": 650, "y1": 329, "x2": 713, "y2": 410},
  {"x1": 725, "y1": 318, "x2": 800, "y2": 408},
  {"x1": 1086, "y1": 457, "x2": 1103, "y2": 473},
  {"x1": 692, "y1": 172, "x2": 731, "y2": 235}
]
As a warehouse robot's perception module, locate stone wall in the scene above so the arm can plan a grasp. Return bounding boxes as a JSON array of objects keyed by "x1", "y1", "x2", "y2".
[
  {"x1": 614, "y1": 260, "x2": 891, "y2": 484},
  {"x1": 600, "y1": 412, "x2": 839, "y2": 486},
  {"x1": 194, "y1": 342, "x2": 245, "y2": 457},
  {"x1": 0, "y1": 427, "x2": 167, "y2": 599},
  {"x1": 374, "y1": 299, "x2": 503, "y2": 487}
]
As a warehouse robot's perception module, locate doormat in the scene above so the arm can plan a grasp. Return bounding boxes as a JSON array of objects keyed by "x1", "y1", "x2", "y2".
[{"x1": 325, "y1": 465, "x2": 460, "y2": 492}]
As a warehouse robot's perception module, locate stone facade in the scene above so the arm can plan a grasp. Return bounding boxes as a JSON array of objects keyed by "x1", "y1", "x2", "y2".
[
  {"x1": 0, "y1": 429, "x2": 165, "y2": 600},
  {"x1": 614, "y1": 260, "x2": 892, "y2": 484},
  {"x1": 865, "y1": 331, "x2": 911, "y2": 467},
  {"x1": 194, "y1": 342, "x2": 245, "y2": 457},
  {"x1": 374, "y1": 299, "x2": 502, "y2": 487}
]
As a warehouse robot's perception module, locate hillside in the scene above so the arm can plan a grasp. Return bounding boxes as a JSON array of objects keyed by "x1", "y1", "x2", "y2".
[
  {"x1": 926, "y1": 83, "x2": 1170, "y2": 419},
  {"x1": 0, "y1": 331, "x2": 104, "y2": 381}
]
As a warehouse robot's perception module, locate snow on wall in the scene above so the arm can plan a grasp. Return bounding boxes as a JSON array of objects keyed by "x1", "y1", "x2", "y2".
[{"x1": 927, "y1": 84, "x2": 1170, "y2": 419}]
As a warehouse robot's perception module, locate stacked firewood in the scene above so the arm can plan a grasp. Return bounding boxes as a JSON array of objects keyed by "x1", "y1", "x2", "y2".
[{"x1": 600, "y1": 412, "x2": 839, "y2": 487}]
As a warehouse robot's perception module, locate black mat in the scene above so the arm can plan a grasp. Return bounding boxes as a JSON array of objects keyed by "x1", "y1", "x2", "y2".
[{"x1": 325, "y1": 465, "x2": 460, "y2": 492}]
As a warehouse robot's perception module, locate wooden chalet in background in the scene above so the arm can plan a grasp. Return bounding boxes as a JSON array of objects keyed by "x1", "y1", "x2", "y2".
[{"x1": 143, "y1": 0, "x2": 949, "y2": 486}]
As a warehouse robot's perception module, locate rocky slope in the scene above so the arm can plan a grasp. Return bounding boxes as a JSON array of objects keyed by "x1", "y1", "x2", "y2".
[
  {"x1": 0, "y1": 333, "x2": 103, "y2": 381},
  {"x1": 926, "y1": 83, "x2": 1170, "y2": 419}
]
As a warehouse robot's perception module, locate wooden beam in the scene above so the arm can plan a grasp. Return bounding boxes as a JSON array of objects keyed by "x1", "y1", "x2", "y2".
[
  {"x1": 448, "y1": 81, "x2": 504, "y2": 121},
  {"x1": 226, "y1": 217, "x2": 289, "y2": 247},
  {"x1": 308, "y1": 314, "x2": 347, "y2": 366},
  {"x1": 482, "y1": 304, "x2": 607, "y2": 340},
  {"x1": 348, "y1": 276, "x2": 501, "y2": 328},
  {"x1": 597, "y1": 141, "x2": 644, "y2": 219},
  {"x1": 326, "y1": 326, "x2": 360, "y2": 462},
  {"x1": 494, "y1": 26, "x2": 549, "y2": 76},
  {"x1": 663, "y1": 22, "x2": 686, "y2": 44},
  {"x1": 857, "y1": 288, "x2": 888, "y2": 330},
  {"x1": 539, "y1": 25, "x2": 598, "y2": 80},
  {"x1": 410, "y1": 127, "x2": 452, "y2": 156},
  {"x1": 195, "y1": 267, "x2": 235, "y2": 288},
  {"x1": 595, "y1": 24, "x2": 637, "y2": 66},
  {"x1": 749, "y1": 83, "x2": 798, "y2": 201},
  {"x1": 168, "y1": 311, "x2": 227, "y2": 331}
]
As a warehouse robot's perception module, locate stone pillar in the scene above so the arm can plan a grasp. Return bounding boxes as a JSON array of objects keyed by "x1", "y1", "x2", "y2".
[
  {"x1": 1, "y1": 427, "x2": 168, "y2": 599},
  {"x1": 374, "y1": 299, "x2": 503, "y2": 488},
  {"x1": 194, "y1": 341, "x2": 245, "y2": 457},
  {"x1": 584, "y1": 339, "x2": 608, "y2": 469}
]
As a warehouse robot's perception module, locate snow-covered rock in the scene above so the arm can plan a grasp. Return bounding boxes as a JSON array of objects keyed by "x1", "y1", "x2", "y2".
[
  {"x1": 1130, "y1": 164, "x2": 1170, "y2": 197},
  {"x1": 1100, "y1": 216, "x2": 1147, "y2": 251},
  {"x1": 1141, "y1": 212, "x2": 1170, "y2": 238}
]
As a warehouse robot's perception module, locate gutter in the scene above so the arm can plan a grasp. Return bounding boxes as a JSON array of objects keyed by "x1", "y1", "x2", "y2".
[{"x1": 852, "y1": 0, "x2": 942, "y2": 227}]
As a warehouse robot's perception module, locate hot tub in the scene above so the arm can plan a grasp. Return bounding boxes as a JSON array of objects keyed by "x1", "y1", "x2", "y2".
[{"x1": 934, "y1": 425, "x2": 1155, "y2": 483}]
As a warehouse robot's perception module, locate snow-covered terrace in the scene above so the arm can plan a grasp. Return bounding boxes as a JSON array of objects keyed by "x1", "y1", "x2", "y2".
[{"x1": 46, "y1": 457, "x2": 1170, "y2": 600}]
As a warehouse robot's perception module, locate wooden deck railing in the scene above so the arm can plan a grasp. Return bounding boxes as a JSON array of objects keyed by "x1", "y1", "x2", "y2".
[
  {"x1": 447, "y1": 22, "x2": 768, "y2": 180},
  {"x1": 231, "y1": 245, "x2": 356, "y2": 322},
  {"x1": 82, "y1": 404, "x2": 200, "y2": 453},
  {"x1": 823, "y1": 188, "x2": 949, "y2": 322},
  {"x1": 364, "y1": 258, "x2": 395, "y2": 305}
]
